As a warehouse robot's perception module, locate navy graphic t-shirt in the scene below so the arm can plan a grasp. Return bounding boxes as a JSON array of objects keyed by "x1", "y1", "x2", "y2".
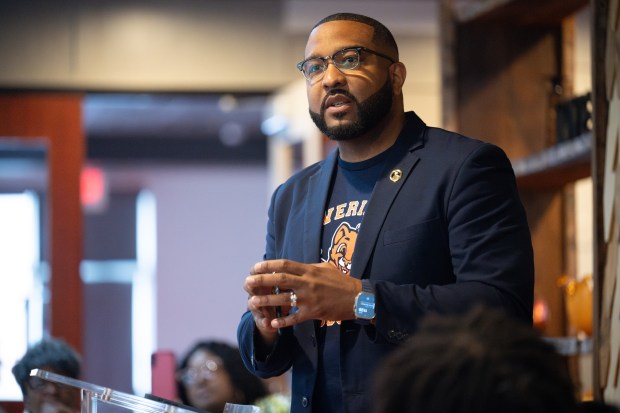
[{"x1": 312, "y1": 148, "x2": 391, "y2": 412}]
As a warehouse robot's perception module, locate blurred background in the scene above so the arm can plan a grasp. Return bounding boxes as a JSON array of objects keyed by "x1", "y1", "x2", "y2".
[{"x1": 0, "y1": 0, "x2": 607, "y2": 407}]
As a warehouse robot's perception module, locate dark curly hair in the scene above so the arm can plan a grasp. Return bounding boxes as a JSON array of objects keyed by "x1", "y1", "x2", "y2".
[
  {"x1": 374, "y1": 305, "x2": 579, "y2": 413},
  {"x1": 12, "y1": 338, "x2": 81, "y2": 397},
  {"x1": 176, "y1": 340, "x2": 268, "y2": 407}
]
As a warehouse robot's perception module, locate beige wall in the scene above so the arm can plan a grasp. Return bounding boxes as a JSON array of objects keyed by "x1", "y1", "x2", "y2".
[
  {"x1": 0, "y1": 0, "x2": 442, "y2": 125},
  {"x1": 0, "y1": 1, "x2": 288, "y2": 91}
]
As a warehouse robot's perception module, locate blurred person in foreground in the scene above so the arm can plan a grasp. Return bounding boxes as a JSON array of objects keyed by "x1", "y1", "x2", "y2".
[
  {"x1": 238, "y1": 11, "x2": 534, "y2": 413},
  {"x1": 176, "y1": 341, "x2": 289, "y2": 413},
  {"x1": 374, "y1": 305, "x2": 579, "y2": 413},
  {"x1": 12, "y1": 338, "x2": 81, "y2": 413}
]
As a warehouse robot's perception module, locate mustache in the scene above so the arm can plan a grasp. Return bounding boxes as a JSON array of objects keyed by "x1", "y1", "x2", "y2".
[{"x1": 321, "y1": 89, "x2": 357, "y2": 108}]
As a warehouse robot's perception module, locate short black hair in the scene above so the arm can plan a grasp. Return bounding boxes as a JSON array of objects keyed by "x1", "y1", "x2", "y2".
[
  {"x1": 373, "y1": 305, "x2": 578, "y2": 413},
  {"x1": 312, "y1": 13, "x2": 399, "y2": 60},
  {"x1": 176, "y1": 340, "x2": 268, "y2": 406},
  {"x1": 12, "y1": 338, "x2": 81, "y2": 397}
]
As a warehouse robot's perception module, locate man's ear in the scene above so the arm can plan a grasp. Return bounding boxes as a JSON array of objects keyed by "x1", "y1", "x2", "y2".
[{"x1": 390, "y1": 62, "x2": 407, "y2": 95}]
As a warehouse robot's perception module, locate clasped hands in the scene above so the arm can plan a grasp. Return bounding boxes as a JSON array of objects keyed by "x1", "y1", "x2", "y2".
[{"x1": 244, "y1": 259, "x2": 362, "y2": 341}]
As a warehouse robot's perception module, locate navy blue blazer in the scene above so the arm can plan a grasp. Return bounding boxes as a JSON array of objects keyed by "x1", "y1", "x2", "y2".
[{"x1": 238, "y1": 111, "x2": 534, "y2": 413}]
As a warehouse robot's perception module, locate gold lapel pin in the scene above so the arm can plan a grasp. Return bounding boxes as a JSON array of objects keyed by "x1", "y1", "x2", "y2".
[{"x1": 390, "y1": 169, "x2": 403, "y2": 182}]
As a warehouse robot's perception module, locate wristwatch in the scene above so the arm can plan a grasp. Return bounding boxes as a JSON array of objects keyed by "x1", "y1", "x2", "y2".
[{"x1": 354, "y1": 279, "x2": 376, "y2": 323}]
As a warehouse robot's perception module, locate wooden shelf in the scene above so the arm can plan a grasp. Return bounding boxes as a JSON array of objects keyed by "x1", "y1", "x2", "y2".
[
  {"x1": 454, "y1": 0, "x2": 589, "y2": 25},
  {"x1": 513, "y1": 132, "x2": 592, "y2": 190}
]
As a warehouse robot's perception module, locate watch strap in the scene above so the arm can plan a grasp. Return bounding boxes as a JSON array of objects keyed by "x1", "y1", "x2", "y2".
[{"x1": 361, "y1": 278, "x2": 374, "y2": 294}]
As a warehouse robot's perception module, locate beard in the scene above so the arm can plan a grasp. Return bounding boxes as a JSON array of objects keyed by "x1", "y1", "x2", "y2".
[{"x1": 309, "y1": 77, "x2": 393, "y2": 141}]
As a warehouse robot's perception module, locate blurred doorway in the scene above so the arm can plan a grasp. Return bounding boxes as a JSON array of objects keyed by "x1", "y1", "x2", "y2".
[{"x1": 0, "y1": 191, "x2": 44, "y2": 400}]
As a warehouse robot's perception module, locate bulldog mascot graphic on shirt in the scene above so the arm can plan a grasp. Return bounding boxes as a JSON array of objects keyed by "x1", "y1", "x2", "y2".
[{"x1": 322, "y1": 221, "x2": 360, "y2": 327}]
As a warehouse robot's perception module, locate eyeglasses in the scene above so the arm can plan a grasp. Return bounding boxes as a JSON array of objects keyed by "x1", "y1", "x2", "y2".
[
  {"x1": 297, "y1": 46, "x2": 395, "y2": 82},
  {"x1": 177, "y1": 360, "x2": 220, "y2": 385}
]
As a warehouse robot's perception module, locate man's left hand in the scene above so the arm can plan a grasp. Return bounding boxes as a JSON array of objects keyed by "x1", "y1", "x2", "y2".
[{"x1": 246, "y1": 259, "x2": 363, "y2": 329}]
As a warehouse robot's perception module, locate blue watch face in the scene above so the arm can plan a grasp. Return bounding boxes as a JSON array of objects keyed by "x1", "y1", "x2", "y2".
[{"x1": 355, "y1": 292, "x2": 376, "y2": 319}]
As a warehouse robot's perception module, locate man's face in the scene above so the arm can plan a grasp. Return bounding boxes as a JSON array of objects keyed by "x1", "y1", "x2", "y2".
[
  {"x1": 304, "y1": 20, "x2": 395, "y2": 141},
  {"x1": 24, "y1": 367, "x2": 80, "y2": 413},
  {"x1": 309, "y1": 76, "x2": 393, "y2": 141}
]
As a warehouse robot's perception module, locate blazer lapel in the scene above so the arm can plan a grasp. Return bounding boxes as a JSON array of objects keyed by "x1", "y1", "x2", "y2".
[
  {"x1": 302, "y1": 149, "x2": 338, "y2": 263},
  {"x1": 350, "y1": 114, "x2": 426, "y2": 279}
]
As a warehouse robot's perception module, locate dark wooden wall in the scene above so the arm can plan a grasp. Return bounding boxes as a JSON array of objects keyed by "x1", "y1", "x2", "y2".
[
  {"x1": 593, "y1": 0, "x2": 620, "y2": 402},
  {"x1": 441, "y1": 1, "x2": 588, "y2": 337}
]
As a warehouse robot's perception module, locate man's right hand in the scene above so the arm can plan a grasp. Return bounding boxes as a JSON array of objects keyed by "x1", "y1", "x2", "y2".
[{"x1": 243, "y1": 272, "x2": 293, "y2": 347}]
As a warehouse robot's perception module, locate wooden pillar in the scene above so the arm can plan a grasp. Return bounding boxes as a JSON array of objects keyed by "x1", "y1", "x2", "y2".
[
  {"x1": 592, "y1": 0, "x2": 620, "y2": 403},
  {"x1": 0, "y1": 93, "x2": 84, "y2": 352}
]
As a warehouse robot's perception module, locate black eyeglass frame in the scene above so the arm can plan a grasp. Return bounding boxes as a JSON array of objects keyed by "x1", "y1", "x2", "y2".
[{"x1": 296, "y1": 46, "x2": 396, "y2": 81}]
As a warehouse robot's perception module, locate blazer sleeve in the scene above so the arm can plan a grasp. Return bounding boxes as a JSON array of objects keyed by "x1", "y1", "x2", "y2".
[
  {"x1": 237, "y1": 185, "x2": 296, "y2": 378},
  {"x1": 237, "y1": 311, "x2": 296, "y2": 378},
  {"x1": 371, "y1": 143, "x2": 534, "y2": 343}
]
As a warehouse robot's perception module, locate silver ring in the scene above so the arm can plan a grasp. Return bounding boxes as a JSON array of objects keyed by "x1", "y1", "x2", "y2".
[{"x1": 290, "y1": 291, "x2": 297, "y2": 307}]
